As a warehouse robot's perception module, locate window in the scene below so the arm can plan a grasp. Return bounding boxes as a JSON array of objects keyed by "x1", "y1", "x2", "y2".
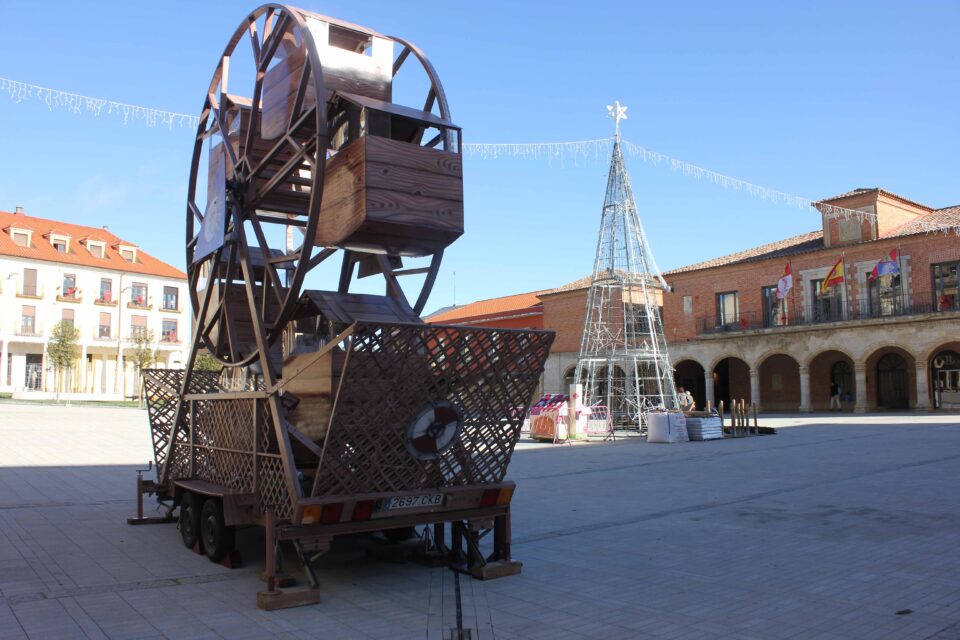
[
  {"x1": 163, "y1": 286, "x2": 179, "y2": 311},
  {"x1": 809, "y1": 279, "x2": 843, "y2": 323},
  {"x1": 867, "y1": 273, "x2": 902, "y2": 318},
  {"x1": 52, "y1": 239, "x2": 67, "y2": 253},
  {"x1": 130, "y1": 315, "x2": 148, "y2": 338},
  {"x1": 20, "y1": 305, "x2": 36, "y2": 335},
  {"x1": 62, "y1": 273, "x2": 77, "y2": 298},
  {"x1": 682, "y1": 295, "x2": 693, "y2": 317},
  {"x1": 99, "y1": 278, "x2": 113, "y2": 303},
  {"x1": 932, "y1": 261, "x2": 959, "y2": 311},
  {"x1": 61, "y1": 308, "x2": 75, "y2": 328},
  {"x1": 22, "y1": 268, "x2": 37, "y2": 296},
  {"x1": 762, "y1": 285, "x2": 787, "y2": 327},
  {"x1": 12, "y1": 230, "x2": 30, "y2": 247},
  {"x1": 715, "y1": 291, "x2": 738, "y2": 328},
  {"x1": 120, "y1": 246, "x2": 136, "y2": 263},
  {"x1": 99, "y1": 312, "x2": 111, "y2": 338},
  {"x1": 88, "y1": 241, "x2": 105, "y2": 258},
  {"x1": 131, "y1": 282, "x2": 148, "y2": 307},
  {"x1": 161, "y1": 319, "x2": 178, "y2": 342}
]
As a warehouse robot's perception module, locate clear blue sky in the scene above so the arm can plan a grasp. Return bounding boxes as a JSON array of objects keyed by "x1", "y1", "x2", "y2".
[{"x1": 1, "y1": 1, "x2": 957, "y2": 314}]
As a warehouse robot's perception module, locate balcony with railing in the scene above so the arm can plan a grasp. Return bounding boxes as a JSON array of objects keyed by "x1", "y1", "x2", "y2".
[
  {"x1": 12, "y1": 320, "x2": 43, "y2": 337},
  {"x1": 695, "y1": 290, "x2": 959, "y2": 336},
  {"x1": 56, "y1": 287, "x2": 82, "y2": 303},
  {"x1": 16, "y1": 285, "x2": 44, "y2": 299}
]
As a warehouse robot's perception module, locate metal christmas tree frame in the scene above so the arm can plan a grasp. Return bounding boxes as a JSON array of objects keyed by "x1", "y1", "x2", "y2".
[{"x1": 574, "y1": 103, "x2": 678, "y2": 430}]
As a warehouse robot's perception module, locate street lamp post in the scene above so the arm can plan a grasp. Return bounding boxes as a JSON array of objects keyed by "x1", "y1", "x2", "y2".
[{"x1": 116, "y1": 280, "x2": 132, "y2": 396}]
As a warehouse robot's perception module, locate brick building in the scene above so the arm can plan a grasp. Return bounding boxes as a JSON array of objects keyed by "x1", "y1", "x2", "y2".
[
  {"x1": 426, "y1": 275, "x2": 664, "y2": 400},
  {"x1": 0, "y1": 208, "x2": 189, "y2": 400},
  {"x1": 663, "y1": 188, "x2": 960, "y2": 412}
]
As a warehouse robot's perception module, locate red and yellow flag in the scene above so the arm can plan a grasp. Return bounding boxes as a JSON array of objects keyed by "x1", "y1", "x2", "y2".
[{"x1": 820, "y1": 257, "x2": 845, "y2": 294}]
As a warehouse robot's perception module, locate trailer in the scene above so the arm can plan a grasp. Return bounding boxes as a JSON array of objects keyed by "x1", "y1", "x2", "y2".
[{"x1": 132, "y1": 4, "x2": 553, "y2": 609}]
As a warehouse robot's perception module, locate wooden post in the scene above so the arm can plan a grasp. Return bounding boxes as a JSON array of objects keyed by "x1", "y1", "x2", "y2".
[
  {"x1": 264, "y1": 510, "x2": 276, "y2": 593},
  {"x1": 752, "y1": 403, "x2": 759, "y2": 434},
  {"x1": 719, "y1": 400, "x2": 725, "y2": 435}
]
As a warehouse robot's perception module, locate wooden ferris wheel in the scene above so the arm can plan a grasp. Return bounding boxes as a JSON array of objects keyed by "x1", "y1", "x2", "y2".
[{"x1": 186, "y1": 4, "x2": 463, "y2": 367}]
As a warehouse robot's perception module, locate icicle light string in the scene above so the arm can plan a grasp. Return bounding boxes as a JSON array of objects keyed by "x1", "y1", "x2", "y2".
[
  {"x1": 2, "y1": 76, "x2": 956, "y2": 235},
  {"x1": 0, "y1": 77, "x2": 199, "y2": 129}
]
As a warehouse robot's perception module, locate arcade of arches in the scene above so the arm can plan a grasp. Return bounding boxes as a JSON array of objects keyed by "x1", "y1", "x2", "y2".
[{"x1": 670, "y1": 328, "x2": 960, "y2": 412}]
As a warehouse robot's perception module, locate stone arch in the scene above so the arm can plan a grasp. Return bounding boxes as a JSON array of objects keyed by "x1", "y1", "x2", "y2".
[
  {"x1": 809, "y1": 350, "x2": 856, "y2": 411},
  {"x1": 757, "y1": 353, "x2": 801, "y2": 411},
  {"x1": 562, "y1": 365, "x2": 577, "y2": 391},
  {"x1": 926, "y1": 341, "x2": 960, "y2": 410},
  {"x1": 674, "y1": 359, "x2": 706, "y2": 411},
  {"x1": 865, "y1": 346, "x2": 916, "y2": 410},
  {"x1": 712, "y1": 356, "x2": 750, "y2": 411},
  {"x1": 802, "y1": 345, "x2": 856, "y2": 369},
  {"x1": 708, "y1": 352, "x2": 747, "y2": 375}
]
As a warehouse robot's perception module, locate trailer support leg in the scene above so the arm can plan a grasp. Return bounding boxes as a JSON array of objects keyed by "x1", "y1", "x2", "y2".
[
  {"x1": 257, "y1": 511, "x2": 320, "y2": 611},
  {"x1": 472, "y1": 511, "x2": 522, "y2": 581},
  {"x1": 127, "y1": 462, "x2": 175, "y2": 525}
]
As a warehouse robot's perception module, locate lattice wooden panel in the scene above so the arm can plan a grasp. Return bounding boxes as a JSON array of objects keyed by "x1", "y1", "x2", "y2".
[
  {"x1": 142, "y1": 369, "x2": 223, "y2": 477},
  {"x1": 257, "y1": 454, "x2": 292, "y2": 519},
  {"x1": 312, "y1": 323, "x2": 553, "y2": 496}
]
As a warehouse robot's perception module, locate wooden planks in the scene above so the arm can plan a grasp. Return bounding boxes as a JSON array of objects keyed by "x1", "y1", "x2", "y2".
[
  {"x1": 282, "y1": 350, "x2": 334, "y2": 442},
  {"x1": 315, "y1": 136, "x2": 463, "y2": 255}
]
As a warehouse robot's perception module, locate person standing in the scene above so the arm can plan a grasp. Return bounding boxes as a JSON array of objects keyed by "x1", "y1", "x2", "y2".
[
  {"x1": 830, "y1": 381, "x2": 841, "y2": 410},
  {"x1": 678, "y1": 386, "x2": 695, "y2": 411}
]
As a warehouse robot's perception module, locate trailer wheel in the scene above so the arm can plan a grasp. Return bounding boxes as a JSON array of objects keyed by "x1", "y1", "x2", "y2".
[
  {"x1": 179, "y1": 492, "x2": 202, "y2": 550},
  {"x1": 200, "y1": 499, "x2": 235, "y2": 562},
  {"x1": 383, "y1": 526, "x2": 418, "y2": 543}
]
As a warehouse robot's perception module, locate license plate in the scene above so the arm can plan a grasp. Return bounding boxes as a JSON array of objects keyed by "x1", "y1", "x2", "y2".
[{"x1": 382, "y1": 493, "x2": 443, "y2": 511}]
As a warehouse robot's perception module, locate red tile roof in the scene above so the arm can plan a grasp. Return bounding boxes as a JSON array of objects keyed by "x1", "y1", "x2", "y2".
[
  {"x1": 816, "y1": 187, "x2": 934, "y2": 211},
  {"x1": 425, "y1": 290, "x2": 545, "y2": 324},
  {"x1": 0, "y1": 210, "x2": 186, "y2": 279},
  {"x1": 887, "y1": 205, "x2": 960, "y2": 237},
  {"x1": 664, "y1": 230, "x2": 824, "y2": 275}
]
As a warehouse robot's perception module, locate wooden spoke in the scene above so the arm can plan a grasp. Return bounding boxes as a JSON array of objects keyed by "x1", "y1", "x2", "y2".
[
  {"x1": 247, "y1": 213, "x2": 288, "y2": 310},
  {"x1": 307, "y1": 247, "x2": 337, "y2": 271},
  {"x1": 414, "y1": 250, "x2": 444, "y2": 316},
  {"x1": 188, "y1": 201, "x2": 204, "y2": 224},
  {"x1": 424, "y1": 133, "x2": 443, "y2": 148},
  {"x1": 375, "y1": 254, "x2": 411, "y2": 307},
  {"x1": 256, "y1": 212, "x2": 307, "y2": 227},
  {"x1": 247, "y1": 17, "x2": 261, "y2": 61},
  {"x1": 211, "y1": 107, "x2": 240, "y2": 171},
  {"x1": 258, "y1": 14, "x2": 289, "y2": 72},
  {"x1": 247, "y1": 139, "x2": 314, "y2": 209},
  {"x1": 392, "y1": 47, "x2": 411, "y2": 76},
  {"x1": 288, "y1": 58, "x2": 311, "y2": 132},
  {"x1": 246, "y1": 106, "x2": 316, "y2": 183}
]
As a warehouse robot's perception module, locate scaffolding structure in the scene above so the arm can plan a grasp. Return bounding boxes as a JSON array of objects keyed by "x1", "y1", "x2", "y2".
[{"x1": 574, "y1": 103, "x2": 679, "y2": 430}]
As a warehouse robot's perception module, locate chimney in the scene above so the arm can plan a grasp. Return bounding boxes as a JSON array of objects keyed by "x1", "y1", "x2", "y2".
[
  {"x1": 102, "y1": 225, "x2": 109, "y2": 231},
  {"x1": 15, "y1": 206, "x2": 23, "y2": 214}
]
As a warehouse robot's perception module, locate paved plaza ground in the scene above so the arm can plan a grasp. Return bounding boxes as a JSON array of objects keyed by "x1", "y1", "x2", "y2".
[{"x1": 1, "y1": 404, "x2": 959, "y2": 639}]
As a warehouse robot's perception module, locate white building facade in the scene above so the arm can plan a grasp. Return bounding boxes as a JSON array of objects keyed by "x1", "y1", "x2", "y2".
[{"x1": 0, "y1": 209, "x2": 190, "y2": 400}]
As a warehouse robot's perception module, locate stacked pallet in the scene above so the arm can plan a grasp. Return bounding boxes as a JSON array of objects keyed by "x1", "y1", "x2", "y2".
[{"x1": 686, "y1": 415, "x2": 723, "y2": 441}]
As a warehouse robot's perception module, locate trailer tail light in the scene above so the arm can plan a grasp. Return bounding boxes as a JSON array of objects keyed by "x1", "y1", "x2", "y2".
[
  {"x1": 301, "y1": 505, "x2": 322, "y2": 525},
  {"x1": 353, "y1": 500, "x2": 375, "y2": 521},
  {"x1": 320, "y1": 503, "x2": 344, "y2": 524},
  {"x1": 481, "y1": 487, "x2": 514, "y2": 507}
]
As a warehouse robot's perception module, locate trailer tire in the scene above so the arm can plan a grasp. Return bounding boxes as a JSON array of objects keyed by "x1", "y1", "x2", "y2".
[
  {"x1": 200, "y1": 499, "x2": 235, "y2": 562},
  {"x1": 179, "y1": 492, "x2": 202, "y2": 550}
]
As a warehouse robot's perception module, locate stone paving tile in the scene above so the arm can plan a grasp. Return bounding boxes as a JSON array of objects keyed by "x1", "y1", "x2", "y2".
[{"x1": 3, "y1": 408, "x2": 960, "y2": 639}]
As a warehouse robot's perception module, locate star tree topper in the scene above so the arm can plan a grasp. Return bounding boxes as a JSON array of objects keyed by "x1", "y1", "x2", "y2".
[{"x1": 607, "y1": 101, "x2": 628, "y2": 138}]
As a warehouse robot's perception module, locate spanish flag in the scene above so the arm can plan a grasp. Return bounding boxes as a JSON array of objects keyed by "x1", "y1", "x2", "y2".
[{"x1": 820, "y1": 257, "x2": 845, "y2": 294}]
